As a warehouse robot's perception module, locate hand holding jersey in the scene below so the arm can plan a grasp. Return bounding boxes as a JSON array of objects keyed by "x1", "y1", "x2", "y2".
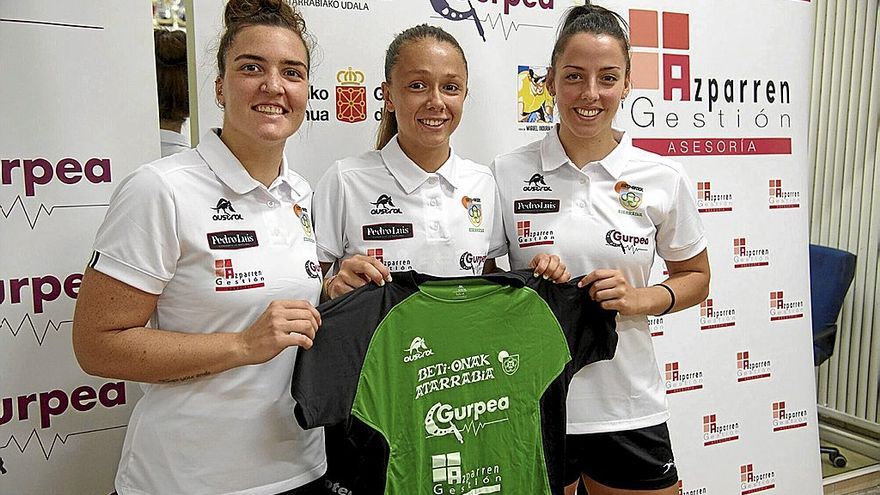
[{"x1": 240, "y1": 300, "x2": 322, "y2": 357}]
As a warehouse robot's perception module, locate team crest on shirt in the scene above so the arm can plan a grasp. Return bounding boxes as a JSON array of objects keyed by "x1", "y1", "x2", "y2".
[
  {"x1": 293, "y1": 204, "x2": 315, "y2": 242},
  {"x1": 614, "y1": 181, "x2": 644, "y2": 217},
  {"x1": 370, "y1": 194, "x2": 403, "y2": 215},
  {"x1": 461, "y1": 196, "x2": 484, "y2": 232},
  {"x1": 210, "y1": 198, "x2": 244, "y2": 221},
  {"x1": 498, "y1": 351, "x2": 520, "y2": 376}
]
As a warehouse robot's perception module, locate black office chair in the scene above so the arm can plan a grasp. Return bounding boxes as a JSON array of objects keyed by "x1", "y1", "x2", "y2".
[{"x1": 810, "y1": 244, "x2": 857, "y2": 468}]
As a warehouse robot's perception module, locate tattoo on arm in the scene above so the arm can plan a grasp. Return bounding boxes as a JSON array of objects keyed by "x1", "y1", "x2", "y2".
[{"x1": 158, "y1": 370, "x2": 211, "y2": 384}]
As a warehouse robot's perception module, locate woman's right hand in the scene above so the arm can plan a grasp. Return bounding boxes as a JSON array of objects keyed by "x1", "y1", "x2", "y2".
[
  {"x1": 239, "y1": 300, "x2": 322, "y2": 364},
  {"x1": 325, "y1": 254, "x2": 392, "y2": 299}
]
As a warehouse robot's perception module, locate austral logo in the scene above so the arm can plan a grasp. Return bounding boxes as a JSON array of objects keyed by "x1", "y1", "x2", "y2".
[
  {"x1": 428, "y1": 0, "x2": 554, "y2": 43},
  {"x1": 404, "y1": 336, "x2": 434, "y2": 363},
  {"x1": 431, "y1": 451, "x2": 503, "y2": 495},
  {"x1": 513, "y1": 198, "x2": 559, "y2": 214},
  {"x1": 769, "y1": 291, "x2": 804, "y2": 321},
  {"x1": 207, "y1": 230, "x2": 258, "y2": 250},
  {"x1": 459, "y1": 251, "x2": 487, "y2": 274},
  {"x1": 522, "y1": 173, "x2": 551, "y2": 191},
  {"x1": 696, "y1": 181, "x2": 733, "y2": 213},
  {"x1": 370, "y1": 194, "x2": 402, "y2": 215},
  {"x1": 649, "y1": 315, "x2": 665, "y2": 337},
  {"x1": 516, "y1": 220, "x2": 554, "y2": 247},
  {"x1": 702, "y1": 413, "x2": 740, "y2": 447},
  {"x1": 737, "y1": 351, "x2": 772, "y2": 383},
  {"x1": 211, "y1": 198, "x2": 243, "y2": 221},
  {"x1": 615, "y1": 181, "x2": 644, "y2": 216},
  {"x1": 733, "y1": 238, "x2": 770, "y2": 268},
  {"x1": 214, "y1": 259, "x2": 265, "y2": 292},
  {"x1": 336, "y1": 66, "x2": 367, "y2": 123},
  {"x1": 740, "y1": 463, "x2": 776, "y2": 495},
  {"x1": 700, "y1": 298, "x2": 736, "y2": 331},
  {"x1": 768, "y1": 179, "x2": 801, "y2": 209},
  {"x1": 678, "y1": 480, "x2": 708, "y2": 495},
  {"x1": 605, "y1": 230, "x2": 650, "y2": 255},
  {"x1": 362, "y1": 222, "x2": 414, "y2": 241},
  {"x1": 304, "y1": 260, "x2": 321, "y2": 279},
  {"x1": 665, "y1": 361, "x2": 703, "y2": 394},
  {"x1": 771, "y1": 401, "x2": 808, "y2": 432}
]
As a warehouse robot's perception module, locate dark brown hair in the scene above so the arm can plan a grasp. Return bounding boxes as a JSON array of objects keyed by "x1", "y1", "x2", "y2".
[
  {"x1": 375, "y1": 24, "x2": 468, "y2": 150},
  {"x1": 216, "y1": 0, "x2": 313, "y2": 77},
  {"x1": 551, "y1": 2, "x2": 631, "y2": 74},
  {"x1": 154, "y1": 29, "x2": 189, "y2": 123}
]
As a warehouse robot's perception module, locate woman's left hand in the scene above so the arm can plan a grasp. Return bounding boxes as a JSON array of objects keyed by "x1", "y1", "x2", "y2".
[
  {"x1": 578, "y1": 269, "x2": 643, "y2": 315},
  {"x1": 528, "y1": 253, "x2": 571, "y2": 283}
]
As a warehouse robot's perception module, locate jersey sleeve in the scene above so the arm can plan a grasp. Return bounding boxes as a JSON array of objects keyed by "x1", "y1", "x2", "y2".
[
  {"x1": 655, "y1": 167, "x2": 707, "y2": 262},
  {"x1": 312, "y1": 161, "x2": 347, "y2": 264},
  {"x1": 90, "y1": 165, "x2": 179, "y2": 295},
  {"x1": 527, "y1": 274, "x2": 618, "y2": 372},
  {"x1": 292, "y1": 281, "x2": 415, "y2": 429}
]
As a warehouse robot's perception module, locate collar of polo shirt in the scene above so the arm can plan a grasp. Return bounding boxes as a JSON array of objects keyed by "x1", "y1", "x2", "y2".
[
  {"x1": 380, "y1": 135, "x2": 461, "y2": 194},
  {"x1": 540, "y1": 125, "x2": 632, "y2": 179},
  {"x1": 197, "y1": 128, "x2": 310, "y2": 202}
]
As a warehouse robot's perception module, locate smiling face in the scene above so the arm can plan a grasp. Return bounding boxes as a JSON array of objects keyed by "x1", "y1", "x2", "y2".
[
  {"x1": 382, "y1": 38, "x2": 467, "y2": 166},
  {"x1": 215, "y1": 25, "x2": 309, "y2": 152},
  {"x1": 548, "y1": 33, "x2": 630, "y2": 147}
]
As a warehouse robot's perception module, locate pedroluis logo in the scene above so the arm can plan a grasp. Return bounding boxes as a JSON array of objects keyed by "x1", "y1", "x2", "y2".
[
  {"x1": 459, "y1": 251, "x2": 487, "y2": 274},
  {"x1": 769, "y1": 290, "x2": 804, "y2": 321},
  {"x1": 700, "y1": 297, "x2": 736, "y2": 331},
  {"x1": 626, "y1": 9, "x2": 795, "y2": 156},
  {"x1": 428, "y1": 0, "x2": 554, "y2": 43},
  {"x1": 461, "y1": 196, "x2": 484, "y2": 231},
  {"x1": 614, "y1": 180, "x2": 644, "y2": 216},
  {"x1": 665, "y1": 361, "x2": 704, "y2": 394},
  {"x1": 605, "y1": 229, "x2": 650, "y2": 255},
  {"x1": 696, "y1": 181, "x2": 733, "y2": 213},
  {"x1": 771, "y1": 400, "x2": 808, "y2": 432},
  {"x1": 648, "y1": 315, "x2": 664, "y2": 337},
  {"x1": 736, "y1": 351, "x2": 772, "y2": 383},
  {"x1": 431, "y1": 451, "x2": 503, "y2": 495},
  {"x1": 733, "y1": 237, "x2": 770, "y2": 269},
  {"x1": 740, "y1": 463, "x2": 776, "y2": 495},
  {"x1": 214, "y1": 259, "x2": 265, "y2": 292},
  {"x1": 768, "y1": 179, "x2": 801, "y2": 209},
  {"x1": 678, "y1": 480, "x2": 709, "y2": 495},
  {"x1": 516, "y1": 220, "x2": 554, "y2": 247},
  {"x1": 702, "y1": 413, "x2": 740, "y2": 447}
]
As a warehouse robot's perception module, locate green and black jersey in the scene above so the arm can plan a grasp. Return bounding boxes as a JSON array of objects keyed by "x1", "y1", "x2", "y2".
[{"x1": 292, "y1": 270, "x2": 617, "y2": 494}]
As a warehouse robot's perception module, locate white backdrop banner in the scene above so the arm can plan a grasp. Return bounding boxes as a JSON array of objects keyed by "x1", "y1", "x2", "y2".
[
  {"x1": 191, "y1": 1, "x2": 821, "y2": 493},
  {"x1": 0, "y1": 2, "x2": 157, "y2": 493}
]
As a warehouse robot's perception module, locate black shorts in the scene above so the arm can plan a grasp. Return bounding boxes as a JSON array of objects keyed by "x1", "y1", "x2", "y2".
[{"x1": 564, "y1": 422, "x2": 678, "y2": 490}]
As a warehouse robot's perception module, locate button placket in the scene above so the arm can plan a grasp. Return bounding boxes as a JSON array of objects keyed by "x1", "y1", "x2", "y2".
[{"x1": 422, "y1": 175, "x2": 448, "y2": 242}]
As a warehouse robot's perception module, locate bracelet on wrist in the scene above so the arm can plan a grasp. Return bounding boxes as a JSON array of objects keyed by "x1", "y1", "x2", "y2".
[{"x1": 654, "y1": 283, "x2": 676, "y2": 316}]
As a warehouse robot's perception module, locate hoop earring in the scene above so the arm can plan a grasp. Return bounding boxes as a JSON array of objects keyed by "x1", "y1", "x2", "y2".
[{"x1": 215, "y1": 97, "x2": 225, "y2": 109}]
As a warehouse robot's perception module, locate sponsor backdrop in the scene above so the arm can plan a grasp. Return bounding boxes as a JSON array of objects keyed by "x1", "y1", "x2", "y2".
[
  {"x1": 191, "y1": 1, "x2": 821, "y2": 494},
  {"x1": 0, "y1": 0, "x2": 818, "y2": 493},
  {"x1": 0, "y1": 1, "x2": 157, "y2": 493}
]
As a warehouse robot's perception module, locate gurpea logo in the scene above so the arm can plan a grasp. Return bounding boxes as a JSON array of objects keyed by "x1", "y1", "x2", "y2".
[
  {"x1": 304, "y1": 260, "x2": 321, "y2": 279},
  {"x1": 428, "y1": 0, "x2": 555, "y2": 42},
  {"x1": 459, "y1": 251, "x2": 487, "y2": 274},
  {"x1": 211, "y1": 198, "x2": 243, "y2": 221},
  {"x1": 424, "y1": 395, "x2": 510, "y2": 443},
  {"x1": 605, "y1": 229, "x2": 650, "y2": 255},
  {"x1": 370, "y1": 194, "x2": 402, "y2": 214},
  {"x1": 404, "y1": 336, "x2": 434, "y2": 363}
]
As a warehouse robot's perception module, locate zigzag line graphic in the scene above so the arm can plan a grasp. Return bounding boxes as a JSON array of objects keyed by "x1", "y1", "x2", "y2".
[
  {"x1": 431, "y1": 13, "x2": 553, "y2": 40},
  {"x1": 0, "y1": 195, "x2": 108, "y2": 229},
  {"x1": 0, "y1": 425, "x2": 127, "y2": 460},
  {"x1": 0, "y1": 315, "x2": 71, "y2": 346},
  {"x1": 459, "y1": 417, "x2": 509, "y2": 436}
]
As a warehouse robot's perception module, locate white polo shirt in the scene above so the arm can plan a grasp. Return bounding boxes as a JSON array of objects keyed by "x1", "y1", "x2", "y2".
[
  {"x1": 91, "y1": 129, "x2": 326, "y2": 495},
  {"x1": 313, "y1": 136, "x2": 507, "y2": 277},
  {"x1": 492, "y1": 126, "x2": 706, "y2": 434}
]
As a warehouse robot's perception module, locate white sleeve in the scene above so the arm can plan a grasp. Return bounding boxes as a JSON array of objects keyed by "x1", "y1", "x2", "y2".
[
  {"x1": 487, "y1": 166, "x2": 509, "y2": 259},
  {"x1": 655, "y1": 168, "x2": 707, "y2": 262},
  {"x1": 312, "y1": 162, "x2": 346, "y2": 264},
  {"x1": 90, "y1": 165, "x2": 180, "y2": 294}
]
